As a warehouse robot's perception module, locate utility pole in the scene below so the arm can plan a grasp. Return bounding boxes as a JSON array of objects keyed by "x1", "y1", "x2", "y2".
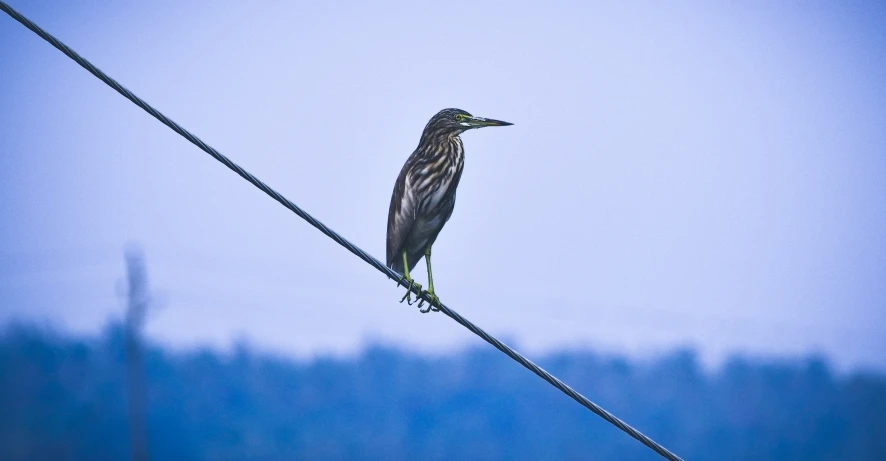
[{"x1": 124, "y1": 246, "x2": 151, "y2": 461}]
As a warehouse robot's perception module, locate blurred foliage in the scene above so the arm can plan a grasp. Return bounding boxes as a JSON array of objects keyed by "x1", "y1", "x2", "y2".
[{"x1": 0, "y1": 322, "x2": 883, "y2": 461}]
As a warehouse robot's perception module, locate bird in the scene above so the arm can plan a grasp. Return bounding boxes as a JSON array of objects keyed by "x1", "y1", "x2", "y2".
[{"x1": 386, "y1": 108, "x2": 512, "y2": 313}]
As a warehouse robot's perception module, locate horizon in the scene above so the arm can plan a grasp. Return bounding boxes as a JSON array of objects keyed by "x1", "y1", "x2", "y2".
[
  {"x1": 0, "y1": 303, "x2": 870, "y2": 378},
  {"x1": 2, "y1": 315, "x2": 875, "y2": 381}
]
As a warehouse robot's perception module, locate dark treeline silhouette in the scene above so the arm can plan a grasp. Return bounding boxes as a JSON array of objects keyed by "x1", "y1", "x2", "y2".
[{"x1": 0, "y1": 322, "x2": 883, "y2": 461}]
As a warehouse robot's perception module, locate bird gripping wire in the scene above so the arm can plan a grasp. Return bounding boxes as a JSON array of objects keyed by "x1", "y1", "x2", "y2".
[{"x1": 0, "y1": 3, "x2": 683, "y2": 460}]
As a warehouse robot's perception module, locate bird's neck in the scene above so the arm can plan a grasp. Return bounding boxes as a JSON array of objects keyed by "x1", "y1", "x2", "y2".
[
  {"x1": 446, "y1": 135, "x2": 464, "y2": 164},
  {"x1": 418, "y1": 133, "x2": 464, "y2": 166}
]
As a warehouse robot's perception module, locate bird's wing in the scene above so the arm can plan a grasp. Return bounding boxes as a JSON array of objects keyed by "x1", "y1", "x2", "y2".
[{"x1": 386, "y1": 166, "x2": 417, "y2": 269}]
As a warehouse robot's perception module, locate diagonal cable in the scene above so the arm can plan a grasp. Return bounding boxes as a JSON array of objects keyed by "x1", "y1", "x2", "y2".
[{"x1": 0, "y1": 3, "x2": 683, "y2": 460}]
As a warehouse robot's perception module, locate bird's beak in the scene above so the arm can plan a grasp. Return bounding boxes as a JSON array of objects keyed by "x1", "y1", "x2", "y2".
[{"x1": 462, "y1": 116, "x2": 513, "y2": 128}]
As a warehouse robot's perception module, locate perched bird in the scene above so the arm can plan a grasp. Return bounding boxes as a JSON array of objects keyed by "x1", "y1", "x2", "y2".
[{"x1": 386, "y1": 108, "x2": 512, "y2": 312}]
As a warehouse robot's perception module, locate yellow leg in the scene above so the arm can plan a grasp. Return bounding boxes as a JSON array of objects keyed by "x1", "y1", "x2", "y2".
[
  {"x1": 418, "y1": 246, "x2": 441, "y2": 313},
  {"x1": 399, "y1": 249, "x2": 422, "y2": 305}
]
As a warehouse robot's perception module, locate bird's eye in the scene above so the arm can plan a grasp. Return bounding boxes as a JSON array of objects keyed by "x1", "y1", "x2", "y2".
[{"x1": 454, "y1": 114, "x2": 466, "y2": 121}]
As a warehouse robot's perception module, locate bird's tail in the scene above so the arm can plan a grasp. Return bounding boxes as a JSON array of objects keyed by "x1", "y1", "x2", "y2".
[{"x1": 389, "y1": 258, "x2": 404, "y2": 274}]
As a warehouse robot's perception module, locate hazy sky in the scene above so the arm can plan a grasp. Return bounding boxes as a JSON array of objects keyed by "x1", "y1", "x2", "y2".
[{"x1": 2, "y1": 1, "x2": 884, "y2": 371}]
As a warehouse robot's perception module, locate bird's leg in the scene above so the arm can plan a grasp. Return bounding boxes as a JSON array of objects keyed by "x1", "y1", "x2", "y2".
[
  {"x1": 418, "y1": 246, "x2": 441, "y2": 313},
  {"x1": 399, "y1": 249, "x2": 422, "y2": 305}
]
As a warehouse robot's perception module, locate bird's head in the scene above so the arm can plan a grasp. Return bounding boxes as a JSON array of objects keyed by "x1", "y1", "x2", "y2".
[{"x1": 422, "y1": 108, "x2": 513, "y2": 138}]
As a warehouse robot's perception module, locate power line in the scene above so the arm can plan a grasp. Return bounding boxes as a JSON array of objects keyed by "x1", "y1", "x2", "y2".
[{"x1": 0, "y1": 3, "x2": 684, "y2": 460}]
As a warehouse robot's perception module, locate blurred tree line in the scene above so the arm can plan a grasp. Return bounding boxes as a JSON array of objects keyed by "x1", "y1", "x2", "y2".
[{"x1": 0, "y1": 322, "x2": 883, "y2": 461}]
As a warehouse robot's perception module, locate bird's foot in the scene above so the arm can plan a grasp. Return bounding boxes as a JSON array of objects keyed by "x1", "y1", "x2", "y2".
[
  {"x1": 399, "y1": 278, "x2": 422, "y2": 306},
  {"x1": 417, "y1": 290, "x2": 441, "y2": 313}
]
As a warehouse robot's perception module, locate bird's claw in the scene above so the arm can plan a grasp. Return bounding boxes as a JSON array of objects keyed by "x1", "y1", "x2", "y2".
[
  {"x1": 417, "y1": 291, "x2": 441, "y2": 313},
  {"x1": 399, "y1": 278, "x2": 422, "y2": 306}
]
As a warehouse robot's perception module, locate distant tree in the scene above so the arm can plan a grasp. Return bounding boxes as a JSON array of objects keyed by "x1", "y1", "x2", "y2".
[{"x1": 1, "y1": 325, "x2": 884, "y2": 460}]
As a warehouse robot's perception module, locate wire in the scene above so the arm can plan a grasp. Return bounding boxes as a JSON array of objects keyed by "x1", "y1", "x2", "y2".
[{"x1": 0, "y1": 3, "x2": 684, "y2": 460}]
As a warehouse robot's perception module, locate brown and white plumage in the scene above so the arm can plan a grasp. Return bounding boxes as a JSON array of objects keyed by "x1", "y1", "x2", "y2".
[{"x1": 385, "y1": 108, "x2": 512, "y2": 310}]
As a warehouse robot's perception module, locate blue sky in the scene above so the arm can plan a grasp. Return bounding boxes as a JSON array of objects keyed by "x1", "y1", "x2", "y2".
[{"x1": 1, "y1": 0, "x2": 885, "y2": 370}]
